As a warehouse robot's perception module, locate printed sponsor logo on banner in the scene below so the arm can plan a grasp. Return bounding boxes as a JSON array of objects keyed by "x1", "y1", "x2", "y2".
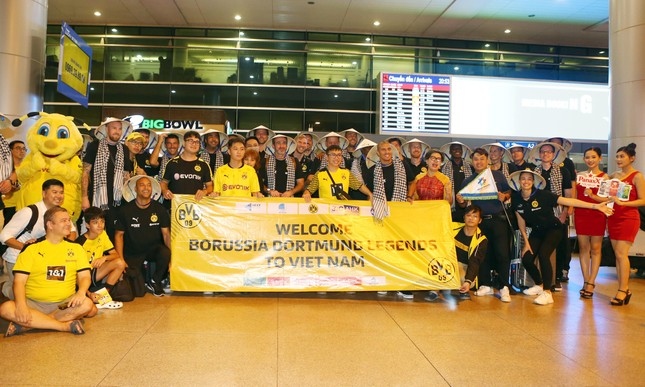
[
  {"x1": 330, "y1": 204, "x2": 361, "y2": 215},
  {"x1": 298, "y1": 203, "x2": 329, "y2": 215},
  {"x1": 267, "y1": 202, "x2": 299, "y2": 214},
  {"x1": 235, "y1": 202, "x2": 266, "y2": 213}
]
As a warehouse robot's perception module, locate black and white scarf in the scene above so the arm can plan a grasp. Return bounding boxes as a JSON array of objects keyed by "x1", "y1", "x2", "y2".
[
  {"x1": 201, "y1": 151, "x2": 224, "y2": 175},
  {"x1": 372, "y1": 157, "x2": 407, "y2": 222},
  {"x1": 0, "y1": 135, "x2": 11, "y2": 181},
  {"x1": 492, "y1": 162, "x2": 511, "y2": 179},
  {"x1": 351, "y1": 157, "x2": 365, "y2": 185},
  {"x1": 534, "y1": 163, "x2": 562, "y2": 195},
  {"x1": 442, "y1": 158, "x2": 473, "y2": 210},
  {"x1": 318, "y1": 154, "x2": 346, "y2": 170},
  {"x1": 266, "y1": 155, "x2": 296, "y2": 192},
  {"x1": 93, "y1": 139, "x2": 124, "y2": 209}
]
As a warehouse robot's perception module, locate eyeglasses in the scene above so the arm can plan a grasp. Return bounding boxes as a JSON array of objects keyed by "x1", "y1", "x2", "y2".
[
  {"x1": 328, "y1": 153, "x2": 343, "y2": 158},
  {"x1": 428, "y1": 156, "x2": 442, "y2": 162},
  {"x1": 185, "y1": 139, "x2": 201, "y2": 145}
]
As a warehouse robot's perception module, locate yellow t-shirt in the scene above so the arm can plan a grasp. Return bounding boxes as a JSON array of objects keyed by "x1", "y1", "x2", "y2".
[
  {"x1": 78, "y1": 230, "x2": 114, "y2": 264},
  {"x1": 318, "y1": 168, "x2": 350, "y2": 199},
  {"x1": 214, "y1": 164, "x2": 260, "y2": 197},
  {"x1": 13, "y1": 239, "x2": 90, "y2": 303}
]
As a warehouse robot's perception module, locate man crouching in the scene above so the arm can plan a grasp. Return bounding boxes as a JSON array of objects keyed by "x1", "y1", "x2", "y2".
[{"x1": 0, "y1": 206, "x2": 96, "y2": 337}]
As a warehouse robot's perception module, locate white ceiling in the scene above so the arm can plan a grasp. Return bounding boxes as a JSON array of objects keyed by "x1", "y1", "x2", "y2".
[{"x1": 48, "y1": 0, "x2": 609, "y2": 48}]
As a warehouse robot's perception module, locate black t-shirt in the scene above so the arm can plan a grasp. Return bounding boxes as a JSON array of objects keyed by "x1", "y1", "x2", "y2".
[
  {"x1": 540, "y1": 166, "x2": 572, "y2": 196},
  {"x1": 83, "y1": 141, "x2": 133, "y2": 205},
  {"x1": 135, "y1": 152, "x2": 159, "y2": 177},
  {"x1": 404, "y1": 158, "x2": 427, "y2": 178},
  {"x1": 508, "y1": 161, "x2": 536, "y2": 173},
  {"x1": 450, "y1": 159, "x2": 470, "y2": 192},
  {"x1": 454, "y1": 229, "x2": 472, "y2": 265},
  {"x1": 511, "y1": 189, "x2": 561, "y2": 230},
  {"x1": 205, "y1": 151, "x2": 231, "y2": 175},
  {"x1": 162, "y1": 157, "x2": 212, "y2": 195},
  {"x1": 269, "y1": 157, "x2": 306, "y2": 193},
  {"x1": 115, "y1": 200, "x2": 170, "y2": 256},
  {"x1": 365, "y1": 163, "x2": 414, "y2": 201}
]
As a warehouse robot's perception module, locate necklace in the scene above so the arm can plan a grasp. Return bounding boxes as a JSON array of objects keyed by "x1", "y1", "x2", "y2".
[{"x1": 136, "y1": 200, "x2": 151, "y2": 208}]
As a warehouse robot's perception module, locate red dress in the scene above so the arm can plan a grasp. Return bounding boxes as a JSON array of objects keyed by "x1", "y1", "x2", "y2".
[
  {"x1": 607, "y1": 171, "x2": 640, "y2": 242},
  {"x1": 574, "y1": 172, "x2": 607, "y2": 236}
]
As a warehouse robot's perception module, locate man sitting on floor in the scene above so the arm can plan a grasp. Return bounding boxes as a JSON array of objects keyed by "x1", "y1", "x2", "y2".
[{"x1": 0, "y1": 206, "x2": 96, "y2": 337}]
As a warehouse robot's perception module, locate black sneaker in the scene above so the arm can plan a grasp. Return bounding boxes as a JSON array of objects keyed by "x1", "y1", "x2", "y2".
[
  {"x1": 561, "y1": 270, "x2": 569, "y2": 282},
  {"x1": 552, "y1": 281, "x2": 563, "y2": 292},
  {"x1": 146, "y1": 280, "x2": 165, "y2": 297}
]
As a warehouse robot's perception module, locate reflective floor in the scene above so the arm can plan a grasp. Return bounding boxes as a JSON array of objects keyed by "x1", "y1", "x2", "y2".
[{"x1": 0, "y1": 257, "x2": 644, "y2": 386}]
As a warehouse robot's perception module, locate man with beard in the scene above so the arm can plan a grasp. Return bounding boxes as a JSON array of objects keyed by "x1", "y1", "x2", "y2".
[
  {"x1": 200, "y1": 129, "x2": 230, "y2": 177},
  {"x1": 82, "y1": 118, "x2": 133, "y2": 240},
  {"x1": 290, "y1": 133, "x2": 316, "y2": 189},
  {"x1": 265, "y1": 135, "x2": 305, "y2": 197},
  {"x1": 149, "y1": 133, "x2": 182, "y2": 182}
]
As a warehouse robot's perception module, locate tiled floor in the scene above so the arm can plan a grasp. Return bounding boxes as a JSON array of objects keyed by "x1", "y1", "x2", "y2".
[{"x1": 1, "y1": 257, "x2": 644, "y2": 386}]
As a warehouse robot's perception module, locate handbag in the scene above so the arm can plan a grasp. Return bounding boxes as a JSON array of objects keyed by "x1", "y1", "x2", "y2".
[
  {"x1": 124, "y1": 267, "x2": 147, "y2": 297},
  {"x1": 110, "y1": 278, "x2": 134, "y2": 302}
]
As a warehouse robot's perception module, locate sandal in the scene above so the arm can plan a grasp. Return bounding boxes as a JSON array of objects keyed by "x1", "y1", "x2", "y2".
[
  {"x1": 610, "y1": 289, "x2": 632, "y2": 306},
  {"x1": 4, "y1": 322, "x2": 25, "y2": 338},
  {"x1": 97, "y1": 301, "x2": 123, "y2": 309},
  {"x1": 580, "y1": 282, "x2": 595, "y2": 299},
  {"x1": 69, "y1": 320, "x2": 85, "y2": 335}
]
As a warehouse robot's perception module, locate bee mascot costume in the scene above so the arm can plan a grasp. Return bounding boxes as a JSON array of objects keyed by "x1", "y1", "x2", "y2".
[{"x1": 13, "y1": 112, "x2": 88, "y2": 222}]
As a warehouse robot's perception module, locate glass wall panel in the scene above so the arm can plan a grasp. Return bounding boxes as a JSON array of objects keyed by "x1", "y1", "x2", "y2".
[
  {"x1": 169, "y1": 84, "x2": 237, "y2": 106},
  {"x1": 104, "y1": 46, "x2": 173, "y2": 81},
  {"x1": 238, "y1": 51, "x2": 306, "y2": 85},
  {"x1": 103, "y1": 83, "x2": 171, "y2": 104},
  {"x1": 270, "y1": 111, "x2": 304, "y2": 132},
  {"x1": 305, "y1": 88, "x2": 371, "y2": 111},
  {"x1": 306, "y1": 52, "x2": 369, "y2": 88},
  {"x1": 43, "y1": 105, "x2": 104, "y2": 125},
  {"x1": 238, "y1": 86, "x2": 304, "y2": 108},
  {"x1": 174, "y1": 39, "x2": 238, "y2": 83},
  {"x1": 237, "y1": 109, "x2": 272, "y2": 130}
]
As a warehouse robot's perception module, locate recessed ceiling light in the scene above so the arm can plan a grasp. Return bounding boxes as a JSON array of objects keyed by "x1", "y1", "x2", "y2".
[
  {"x1": 94, "y1": 11, "x2": 102, "y2": 16},
  {"x1": 253, "y1": 92, "x2": 258, "y2": 95},
  {"x1": 334, "y1": 94, "x2": 339, "y2": 98},
  {"x1": 245, "y1": 57, "x2": 250, "y2": 61},
  {"x1": 111, "y1": 28, "x2": 118, "y2": 33},
  {"x1": 373, "y1": 21, "x2": 380, "y2": 26},
  {"x1": 171, "y1": 90, "x2": 176, "y2": 94},
  {"x1": 90, "y1": 87, "x2": 95, "y2": 91},
  {"x1": 239, "y1": 31, "x2": 245, "y2": 37},
  {"x1": 484, "y1": 43, "x2": 490, "y2": 48},
  {"x1": 234, "y1": 15, "x2": 241, "y2": 21},
  {"x1": 504, "y1": 29, "x2": 511, "y2": 34},
  {"x1": 352, "y1": 61, "x2": 357, "y2": 65},
  {"x1": 454, "y1": 66, "x2": 460, "y2": 71},
  {"x1": 599, "y1": 50, "x2": 605, "y2": 54},
  {"x1": 365, "y1": 37, "x2": 371, "y2": 42},
  {"x1": 136, "y1": 54, "x2": 142, "y2": 59}
]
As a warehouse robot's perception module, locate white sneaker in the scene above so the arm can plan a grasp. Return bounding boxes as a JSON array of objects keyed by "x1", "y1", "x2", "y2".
[
  {"x1": 533, "y1": 291, "x2": 554, "y2": 305},
  {"x1": 474, "y1": 285, "x2": 493, "y2": 296},
  {"x1": 376, "y1": 291, "x2": 388, "y2": 296},
  {"x1": 523, "y1": 285, "x2": 543, "y2": 296},
  {"x1": 499, "y1": 286, "x2": 511, "y2": 303},
  {"x1": 397, "y1": 291, "x2": 414, "y2": 300}
]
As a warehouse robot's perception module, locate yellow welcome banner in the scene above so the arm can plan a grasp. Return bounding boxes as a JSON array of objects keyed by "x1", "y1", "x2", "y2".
[{"x1": 170, "y1": 196, "x2": 459, "y2": 292}]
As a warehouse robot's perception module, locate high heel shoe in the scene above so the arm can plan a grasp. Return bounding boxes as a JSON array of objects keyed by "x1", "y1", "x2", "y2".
[
  {"x1": 580, "y1": 282, "x2": 595, "y2": 299},
  {"x1": 610, "y1": 289, "x2": 632, "y2": 306}
]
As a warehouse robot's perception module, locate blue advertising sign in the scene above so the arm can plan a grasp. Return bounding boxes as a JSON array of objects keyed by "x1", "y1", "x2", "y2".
[{"x1": 57, "y1": 22, "x2": 93, "y2": 107}]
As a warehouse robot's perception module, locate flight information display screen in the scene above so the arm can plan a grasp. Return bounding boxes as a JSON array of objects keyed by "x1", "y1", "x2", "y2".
[{"x1": 378, "y1": 72, "x2": 451, "y2": 134}]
